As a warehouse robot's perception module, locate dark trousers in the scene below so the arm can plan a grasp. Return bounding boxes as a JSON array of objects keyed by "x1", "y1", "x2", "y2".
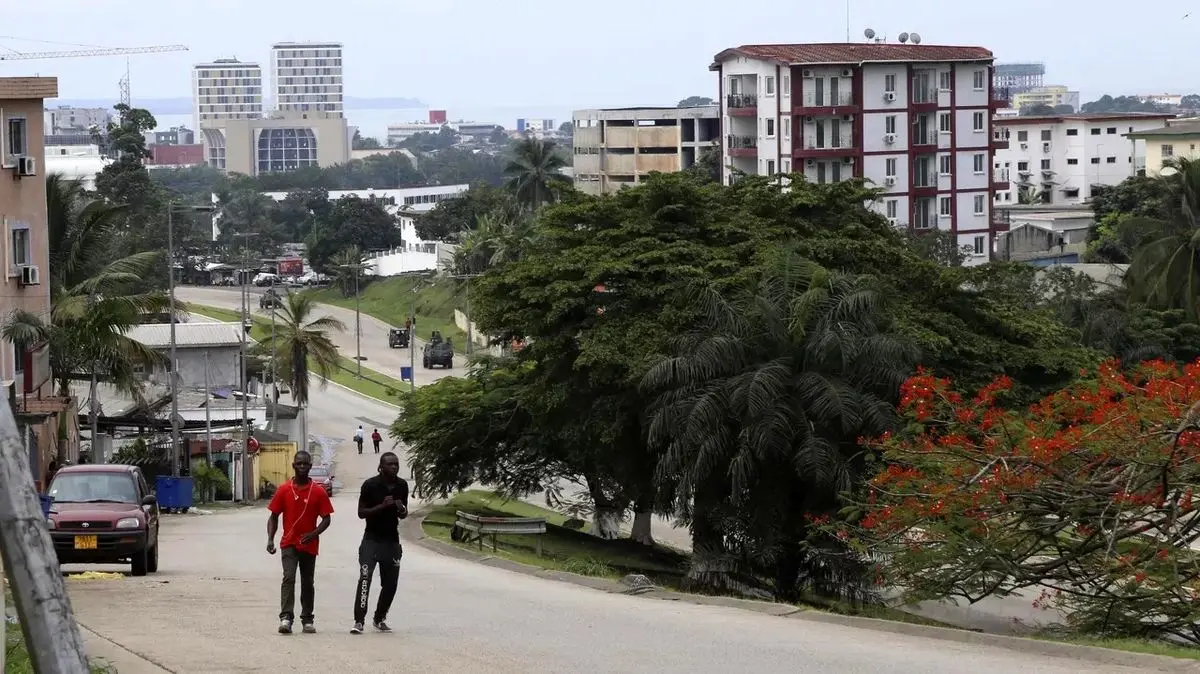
[
  {"x1": 354, "y1": 539, "x2": 402, "y2": 624},
  {"x1": 280, "y1": 546, "x2": 316, "y2": 623},
  {"x1": 372, "y1": 440, "x2": 381, "y2": 453},
  {"x1": 356, "y1": 438, "x2": 363, "y2": 454}
]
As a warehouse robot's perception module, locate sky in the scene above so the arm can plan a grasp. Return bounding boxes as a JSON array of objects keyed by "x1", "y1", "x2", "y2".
[{"x1": 4, "y1": 0, "x2": 1197, "y2": 110}]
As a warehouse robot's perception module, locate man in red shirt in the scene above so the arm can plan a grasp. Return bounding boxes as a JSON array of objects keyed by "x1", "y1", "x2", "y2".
[{"x1": 267, "y1": 449, "x2": 334, "y2": 634}]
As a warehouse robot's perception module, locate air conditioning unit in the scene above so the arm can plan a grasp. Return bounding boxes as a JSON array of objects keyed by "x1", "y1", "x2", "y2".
[
  {"x1": 1043, "y1": 143, "x2": 1051, "y2": 152},
  {"x1": 843, "y1": 156, "x2": 853, "y2": 164},
  {"x1": 841, "y1": 68, "x2": 853, "y2": 77},
  {"x1": 884, "y1": 176, "x2": 896, "y2": 186},
  {"x1": 801, "y1": 69, "x2": 814, "y2": 78},
  {"x1": 18, "y1": 264, "x2": 39, "y2": 286},
  {"x1": 806, "y1": 159, "x2": 815, "y2": 167},
  {"x1": 884, "y1": 133, "x2": 896, "y2": 144},
  {"x1": 803, "y1": 116, "x2": 815, "y2": 123},
  {"x1": 1020, "y1": 143, "x2": 1028, "y2": 150},
  {"x1": 887, "y1": 217, "x2": 899, "y2": 226},
  {"x1": 15, "y1": 156, "x2": 35, "y2": 177},
  {"x1": 883, "y1": 92, "x2": 896, "y2": 102},
  {"x1": 842, "y1": 115, "x2": 853, "y2": 121}
]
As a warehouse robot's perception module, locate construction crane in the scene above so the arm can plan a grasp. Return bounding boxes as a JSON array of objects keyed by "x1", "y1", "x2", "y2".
[{"x1": 0, "y1": 44, "x2": 189, "y2": 105}]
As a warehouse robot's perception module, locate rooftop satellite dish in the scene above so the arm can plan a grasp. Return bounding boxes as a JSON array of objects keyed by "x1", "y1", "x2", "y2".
[
  {"x1": 898, "y1": 32, "x2": 909, "y2": 43},
  {"x1": 864, "y1": 28, "x2": 876, "y2": 40},
  {"x1": 910, "y1": 33, "x2": 922, "y2": 44}
]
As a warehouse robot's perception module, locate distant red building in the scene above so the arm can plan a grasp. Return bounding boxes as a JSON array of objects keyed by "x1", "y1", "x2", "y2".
[
  {"x1": 148, "y1": 144, "x2": 205, "y2": 167},
  {"x1": 428, "y1": 109, "x2": 447, "y2": 124}
]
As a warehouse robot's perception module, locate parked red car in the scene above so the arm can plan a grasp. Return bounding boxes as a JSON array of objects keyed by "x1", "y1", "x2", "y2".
[
  {"x1": 309, "y1": 464, "x2": 335, "y2": 497},
  {"x1": 46, "y1": 464, "x2": 160, "y2": 576}
]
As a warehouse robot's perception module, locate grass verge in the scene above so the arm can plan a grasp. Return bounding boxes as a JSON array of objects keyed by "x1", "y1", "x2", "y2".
[
  {"x1": 184, "y1": 303, "x2": 410, "y2": 406},
  {"x1": 304, "y1": 276, "x2": 469, "y2": 353},
  {"x1": 5, "y1": 613, "x2": 114, "y2": 673},
  {"x1": 424, "y1": 490, "x2": 1200, "y2": 661}
]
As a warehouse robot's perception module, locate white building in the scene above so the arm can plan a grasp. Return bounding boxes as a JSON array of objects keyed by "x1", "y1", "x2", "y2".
[
  {"x1": 43, "y1": 143, "x2": 109, "y2": 189},
  {"x1": 192, "y1": 59, "x2": 264, "y2": 131},
  {"x1": 711, "y1": 42, "x2": 1005, "y2": 262},
  {"x1": 271, "y1": 42, "x2": 343, "y2": 117},
  {"x1": 1139, "y1": 94, "x2": 1183, "y2": 108},
  {"x1": 992, "y1": 112, "x2": 1173, "y2": 207},
  {"x1": 43, "y1": 106, "x2": 109, "y2": 134},
  {"x1": 386, "y1": 122, "x2": 444, "y2": 146}
]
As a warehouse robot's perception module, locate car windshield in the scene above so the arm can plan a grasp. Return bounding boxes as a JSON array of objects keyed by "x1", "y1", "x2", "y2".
[
  {"x1": 49, "y1": 472, "x2": 138, "y2": 504},
  {"x1": 309, "y1": 467, "x2": 330, "y2": 477}
]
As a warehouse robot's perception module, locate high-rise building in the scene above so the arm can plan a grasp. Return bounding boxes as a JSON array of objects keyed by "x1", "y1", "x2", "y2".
[
  {"x1": 191, "y1": 59, "x2": 263, "y2": 130},
  {"x1": 270, "y1": 42, "x2": 344, "y2": 117},
  {"x1": 711, "y1": 42, "x2": 1009, "y2": 264}
]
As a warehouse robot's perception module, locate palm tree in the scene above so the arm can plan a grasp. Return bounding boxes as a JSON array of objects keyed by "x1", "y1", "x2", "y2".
[
  {"x1": 1122, "y1": 157, "x2": 1200, "y2": 318},
  {"x1": 453, "y1": 210, "x2": 536, "y2": 274},
  {"x1": 504, "y1": 138, "x2": 569, "y2": 210},
  {"x1": 263, "y1": 293, "x2": 345, "y2": 407},
  {"x1": 330, "y1": 246, "x2": 367, "y2": 298},
  {"x1": 641, "y1": 249, "x2": 916, "y2": 601}
]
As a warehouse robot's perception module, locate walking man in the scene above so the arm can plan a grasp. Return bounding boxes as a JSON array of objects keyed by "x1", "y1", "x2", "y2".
[
  {"x1": 267, "y1": 449, "x2": 334, "y2": 634},
  {"x1": 354, "y1": 425, "x2": 364, "y2": 454},
  {"x1": 371, "y1": 428, "x2": 382, "y2": 454},
  {"x1": 351, "y1": 451, "x2": 408, "y2": 634}
]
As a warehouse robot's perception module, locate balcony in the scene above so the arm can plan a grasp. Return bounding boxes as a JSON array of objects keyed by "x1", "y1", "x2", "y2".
[
  {"x1": 991, "y1": 169, "x2": 1011, "y2": 191},
  {"x1": 793, "y1": 138, "x2": 856, "y2": 159},
  {"x1": 991, "y1": 129, "x2": 1010, "y2": 149},
  {"x1": 727, "y1": 94, "x2": 757, "y2": 116},
  {"x1": 912, "y1": 130, "x2": 938, "y2": 149},
  {"x1": 911, "y1": 83, "x2": 938, "y2": 112},
  {"x1": 992, "y1": 208, "x2": 1012, "y2": 231},
  {"x1": 727, "y1": 134, "x2": 758, "y2": 157},
  {"x1": 991, "y1": 86, "x2": 1011, "y2": 110},
  {"x1": 912, "y1": 172, "x2": 939, "y2": 197},
  {"x1": 794, "y1": 90, "x2": 858, "y2": 115}
]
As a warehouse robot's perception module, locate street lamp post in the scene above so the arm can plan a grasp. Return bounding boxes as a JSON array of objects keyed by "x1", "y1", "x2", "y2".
[
  {"x1": 167, "y1": 202, "x2": 215, "y2": 477},
  {"x1": 232, "y1": 232, "x2": 259, "y2": 496},
  {"x1": 337, "y1": 261, "x2": 366, "y2": 379}
]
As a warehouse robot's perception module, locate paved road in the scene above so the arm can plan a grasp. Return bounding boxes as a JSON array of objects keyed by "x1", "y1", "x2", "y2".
[
  {"x1": 59, "y1": 383, "x2": 1156, "y2": 673},
  {"x1": 176, "y1": 286, "x2": 469, "y2": 387}
]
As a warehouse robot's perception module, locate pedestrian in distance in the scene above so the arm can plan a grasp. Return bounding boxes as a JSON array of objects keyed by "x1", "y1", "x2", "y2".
[
  {"x1": 354, "y1": 425, "x2": 364, "y2": 455},
  {"x1": 266, "y1": 449, "x2": 334, "y2": 635},
  {"x1": 351, "y1": 451, "x2": 408, "y2": 634},
  {"x1": 371, "y1": 428, "x2": 382, "y2": 454}
]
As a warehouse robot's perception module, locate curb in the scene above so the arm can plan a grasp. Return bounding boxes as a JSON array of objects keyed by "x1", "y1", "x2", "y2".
[
  {"x1": 401, "y1": 508, "x2": 1200, "y2": 672},
  {"x1": 312, "y1": 374, "x2": 401, "y2": 410}
]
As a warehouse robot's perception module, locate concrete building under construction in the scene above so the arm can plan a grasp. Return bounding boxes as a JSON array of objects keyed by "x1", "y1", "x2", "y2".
[{"x1": 993, "y1": 63, "x2": 1045, "y2": 94}]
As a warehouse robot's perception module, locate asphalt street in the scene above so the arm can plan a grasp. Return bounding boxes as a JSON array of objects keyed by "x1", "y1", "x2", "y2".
[{"x1": 61, "y1": 381, "x2": 1152, "y2": 673}]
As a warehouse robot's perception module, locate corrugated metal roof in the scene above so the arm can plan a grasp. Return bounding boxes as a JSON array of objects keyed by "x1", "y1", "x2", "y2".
[
  {"x1": 1126, "y1": 122, "x2": 1200, "y2": 138},
  {"x1": 711, "y1": 43, "x2": 993, "y2": 70},
  {"x1": 126, "y1": 322, "x2": 247, "y2": 349}
]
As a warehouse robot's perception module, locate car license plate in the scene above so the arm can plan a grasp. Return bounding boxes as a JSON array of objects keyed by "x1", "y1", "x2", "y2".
[{"x1": 74, "y1": 535, "x2": 97, "y2": 550}]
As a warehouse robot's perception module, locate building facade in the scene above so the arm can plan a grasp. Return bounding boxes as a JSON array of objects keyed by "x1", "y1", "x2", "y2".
[
  {"x1": 125, "y1": 323, "x2": 246, "y2": 389},
  {"x1": 43, "y1": 105, "x2": 109, "y2": 134},
  {"x1": 1126, "y1": 121, "x2": 1200, "y2": 176},
  {"x1": 200, "y1": 111, "x2": 349, "y2": 176},
  {"x1": 386, "y1": 121, "x2": 444, "y2": 145},
  {"x1": 993, "y1": 63, "x2": 1045, "y2": 95},
  {"x1": 994, "y1": 113, "x2": 1172, "y2": 206},
  {"x1": 572, "y1": 106, "x2": 720, "y2": 195},
  {"x1": 1010, "y1": 86, "x2": 1080, "y2": 112},
  {"x1": 192, "y1": 59, "x2": 264, "y2": 131},
  {"x1": 711, "y1": 43, "x2": 1007, "y2": 262},
  {"x1": 271, "y1": 42, "x2": 344, "y2": 117}
]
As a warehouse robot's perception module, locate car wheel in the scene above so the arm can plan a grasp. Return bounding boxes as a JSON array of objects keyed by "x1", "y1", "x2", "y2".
[
  {"x1": 131, "y1": 547, "x2": 149, "y2": 577},
  {"x1": 147, "y1": 541, "x2": 159, "y2": 573}
]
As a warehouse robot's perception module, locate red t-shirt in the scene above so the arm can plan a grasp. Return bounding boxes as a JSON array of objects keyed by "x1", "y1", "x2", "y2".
[{"x1": 268, "y1": 479, "x2": 334, "y2": 556}]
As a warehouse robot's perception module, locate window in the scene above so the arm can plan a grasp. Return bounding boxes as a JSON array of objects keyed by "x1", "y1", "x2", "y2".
[
  {"x1": 939, "y1": 71, "x2": 952, "y2": 91},
  {"x1": 1162, "y1": 144, "x2": 1175, "y2": 157},
  {"x1": 939, "y1": 155, "x2": 952, "y2": 175},
  {"x1": 974, "y1": 194, "x2": 986, "y2": 215},
  {"x1": 1090, "y1": 128, "x2": 1101, "y2": 135},
  {"x1": 1040, "y1": 129, "x2": 1052, "y2": 141},
  {"x1": 1064, "y1": 188, "x2": 1080, "y2": 198},
  {"x1": 973, "y1": 154, "x2": 985, "y2": 173},
  {"x1": 939, "y1": 196, "x2": 952, "y2": 216},
  {"x1": 10, "y1": 225, "x2": 30, "y2": 266},
  {"x1": 782, "y1": 158, "x2": 791, "y2": 173},
  {"x1": 1067, "y1": 158, "x2": 1079, "y2": 165},
  {"x1": 765, "y1": 76, "x2": 775, "y2": 96},
  {"x1": 830, "y1": 119, "x2": 841, "y2": 148},
  {"x1": 782, "y1": 76, "x2": 790, "y2": 97},
  {"x1": 939, "y1": 113, "x2": 951, "y2": 133},
  {"x1": 973, "y1": 235, "x2": 985, "y2": 255},
  {"x1": 766, "y1": 159, "x2": 776, "y2": 175},
  {"x1": 1017, "y1": 161, "x2": 1029, "y2": 171},
  {"x1": 884, "y1": 74, "x2": 896, "y2": 92},
  {"x1": 1106, "y1": 127, "x2": 1117, "y2": 134},
  {"x1": 1106, "y1": 156, "x2": 1117, "y2": 163},
  {"x1": 1041, "y1": 159, "x2": 1051, "y2": 170},
  {"x1": 886, "y1": 200, "x2": 898, "y2": 218},
  {"x1": 12, "y1": 342, "x2": 22, "y2": 374},
  {"x1": 765, "y1": 118, "x2": 775, "y2": 137},
  {"x1": 885, "y1": 115, "x2": 896, "y2": 134},
  {"x1": 782, "y1": 116, "x2": 790, "y2": 139},
  {"x1": 1066, "y1": 128, "x2": 1079, "y2": 136},
  {"x1": 5, "y1": 117, "x2": 27, "y2": 158},
  {"x1": 973, "y1": 70, "x2": 985, "y2": 90},
  {"x1": 1090, "y1": 157, "x2": 1101, "y2": 164},
  {"x1": 885, "y1": 158, "x2": 897, "y2": 177},
  {"x1": 972, "y1": 112, "x2": 984, "y2": 132},
  {"x1": 1017, "y1": 130, "x2": 1028, "y2": 142}
]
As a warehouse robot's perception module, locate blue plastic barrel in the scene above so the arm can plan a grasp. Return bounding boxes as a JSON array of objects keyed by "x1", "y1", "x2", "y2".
[
  {"x1": 39, "y1": 494, "x2": 52, "y2": 518},
  {"x1": 400, "y1": 366, "x2": 413, "y2": 382},
  {"x1": 155, "y1": 475, "x2": 194, "y2": 512}
]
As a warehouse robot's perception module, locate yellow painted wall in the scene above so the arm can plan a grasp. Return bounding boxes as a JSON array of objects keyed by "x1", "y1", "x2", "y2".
[
  {"x1": 258, "y1": 441, "x2": 297, "y2": 490},
  {"x1": 1141, "y1": 133, "x2": 1200, "y2": 176}
]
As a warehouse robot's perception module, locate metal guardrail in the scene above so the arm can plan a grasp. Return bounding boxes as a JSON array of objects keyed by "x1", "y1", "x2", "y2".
[{"x1": 452, "y1": 510, "x2": 547, "y2": 556}]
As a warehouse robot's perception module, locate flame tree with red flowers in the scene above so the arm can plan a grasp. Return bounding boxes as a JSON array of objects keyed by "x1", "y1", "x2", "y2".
[{"x1": 842, "y1": 359, "x2": 1200, "y2": 643}]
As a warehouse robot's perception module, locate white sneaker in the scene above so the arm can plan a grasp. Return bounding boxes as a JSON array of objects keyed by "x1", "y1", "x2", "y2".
[{"x1": 278, "y1": 619, "x2": 293, "y2": 634}]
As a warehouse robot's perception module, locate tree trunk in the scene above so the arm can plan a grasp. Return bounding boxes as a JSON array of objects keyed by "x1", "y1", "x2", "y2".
[
  {"x1": 630, "y1": 510, "x2": 654, "y2": 545},
  {"x1": 585, "y1": 473, "x2": 623, "y2": 540}
]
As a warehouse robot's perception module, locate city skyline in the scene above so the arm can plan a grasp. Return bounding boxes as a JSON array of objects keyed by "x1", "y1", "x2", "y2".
[{"x1": 5, "y1": 0, "x2": 1198, "y2": 112}]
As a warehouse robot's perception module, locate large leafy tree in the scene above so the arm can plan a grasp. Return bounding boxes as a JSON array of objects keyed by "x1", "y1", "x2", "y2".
[
  {"x1": 1120, "y1": 157, "x2": 1200, "y2": 318},
  {"x1": 305, "y1": 195, "x2": 401, "y2": 273},
  {"x1": 262, "y1": 293, "x2": 345, "y2": 407}
]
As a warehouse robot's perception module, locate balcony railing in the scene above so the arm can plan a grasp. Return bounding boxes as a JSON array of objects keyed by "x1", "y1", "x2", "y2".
[
  {"x1": 912, "y1": 86, "x2": 936, "y2": 105},
  {"x1": 912, "y1": 131, "x2": 937, "y2": 146},
  {"x1": 993, "y1": 129, "x2": 1011, "y2": 142},
  {"x1": 994, "y1": 169, "x2": 1011, "y2": 183},
  {"x1": 913, "y1": 174, "x2": 938, "y2": 189},
  {"x1": 727, "y1": 94, "x2": 757, "y2": 109},
  {"x1": 799, "y1": 90, "x2": 855, "y2": 108},
  {"x1": 727, "y1": 134, "x2": 757, "y2": 150}
]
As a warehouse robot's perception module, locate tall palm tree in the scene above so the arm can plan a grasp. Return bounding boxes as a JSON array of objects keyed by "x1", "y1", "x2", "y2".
[
  {"x1": 504, "y1": 138, "x2": 569, "y2": 210},
  {"x1": 329, "y1": 246, "x2": 367, "y2": 298},
  {"x1": 263, "y1": 293, "x2": 345, "y2": 407},
  {"x1": 1122, "y1": 157, "x2": 1200, "y2": 318},
  {"x1": 453, "y1": 210, "x2": 536, "y2": 273},
  {"x1": 642, "y1": 249, "x2": 916, "y2": 600}
]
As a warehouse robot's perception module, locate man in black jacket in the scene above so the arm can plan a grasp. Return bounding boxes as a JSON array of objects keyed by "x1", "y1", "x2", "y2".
[{"x1": 350, "y1": 452, "x2": 408, "y2": 634}]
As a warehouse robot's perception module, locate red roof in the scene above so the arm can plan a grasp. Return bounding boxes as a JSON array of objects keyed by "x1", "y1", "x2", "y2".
[{"x1": 711, "y1": 43, "x2": 993, "y2": 70}]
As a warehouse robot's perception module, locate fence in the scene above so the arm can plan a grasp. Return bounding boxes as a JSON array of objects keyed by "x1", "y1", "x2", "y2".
[{"x1": 257, "y1": 441, "x2": 297, "y2": 493}]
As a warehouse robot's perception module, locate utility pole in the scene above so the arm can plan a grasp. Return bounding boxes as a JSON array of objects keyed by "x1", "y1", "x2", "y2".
[
  {"x1": 338, "y1": 260, "x2": 366, "y2": 378},
  {"x1": 269, "y1": 277, "x2": 277, "y2": 432},
  {"x1": 204, "y1": 350, "x2": 212, "y2": 467},
  {"x1": 168, "y1": 202, "x2": 215, "y2": 476},
  {"x1": 233, "y1": 232, "x2": 259, "y2": 495}
]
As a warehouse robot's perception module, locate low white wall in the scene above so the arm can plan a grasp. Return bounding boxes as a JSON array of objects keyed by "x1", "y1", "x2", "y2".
[{"x1": 367, "y1": 249, "x2": 440, "y2": 276}]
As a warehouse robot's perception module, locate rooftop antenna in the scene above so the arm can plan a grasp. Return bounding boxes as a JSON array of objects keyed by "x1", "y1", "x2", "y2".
[
  {"x1": 118, "y1": 57, "x2": 130, "y2": 106},
  {"x1": 864, "y1": 28, "x2": 876, "y2": 43},
  {"x1": 910, "y1": 33, "x2": 922, "y2": 45},
  {"x1": 898, "y1": 32, "x2": 910, "y2": 44},
  {"x1": 845, "y1": 0, "x2": 850, "y2": 42}
]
